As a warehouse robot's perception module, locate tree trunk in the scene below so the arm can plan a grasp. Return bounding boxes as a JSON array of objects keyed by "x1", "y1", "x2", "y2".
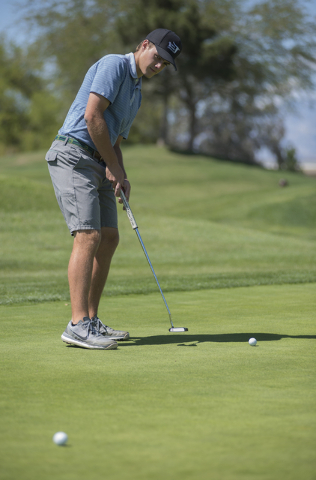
[
  {"x1": 157, "y1": 94, "x2": 169, "y2": 146},
  {"x1": 187, "y1": 101, "x2": 196, "y2": 152}
]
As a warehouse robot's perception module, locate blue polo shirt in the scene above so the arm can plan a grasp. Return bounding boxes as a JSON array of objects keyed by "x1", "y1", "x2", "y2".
[{"x1": 59, "y1": 52, "x2": 142, "y2": 148}]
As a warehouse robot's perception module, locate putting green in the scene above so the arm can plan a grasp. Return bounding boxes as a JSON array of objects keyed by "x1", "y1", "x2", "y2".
[{"x1": 1, "y1": 283, "x2": 315, "y2": 480}]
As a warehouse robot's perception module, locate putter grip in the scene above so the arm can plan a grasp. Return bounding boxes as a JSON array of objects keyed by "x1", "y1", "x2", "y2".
[{"x1": 120, "y1": 191, "x2": 138, "y2": 230}]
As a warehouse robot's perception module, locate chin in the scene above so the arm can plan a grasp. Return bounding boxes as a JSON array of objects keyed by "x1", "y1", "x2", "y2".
[{"x1": 144, "y1": 70, "x2": 156, "y2": 79}]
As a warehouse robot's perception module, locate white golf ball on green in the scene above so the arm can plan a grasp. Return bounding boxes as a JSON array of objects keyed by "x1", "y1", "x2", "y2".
[
  {"x1": 53, "y1": 431, "x2": 68, "y2": 445},
  {"x1": 248, "y1": 337, "x2": 257, "y2": 346}
]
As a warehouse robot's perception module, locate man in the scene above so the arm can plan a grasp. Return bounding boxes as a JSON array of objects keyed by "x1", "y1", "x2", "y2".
[{"x1": 45, "y1": 28, "x2": 182, "y2": 350}]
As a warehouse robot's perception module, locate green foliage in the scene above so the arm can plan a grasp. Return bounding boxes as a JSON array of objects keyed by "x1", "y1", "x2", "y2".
[
  {"x1": 23, "y1": 0, "x2": 128, "y2": 98},
  {"x1": 0, "y1": 37, "x2": 62, "y2": 153},
  {"x1": 20, "y1": 91, "x2": 63, "y2": 151},
  {"x1": 278, "y1": 147, "x2": 301, "y2": 172},
  {"x1": 114, "y1": 0, "x2": 316, "y2": 159},
  {"x1": 115, "y1": 0, "x2": 237, "y2": 148},
  {"x1": 116, "y1": 0, "x2": 236, "y2": 79},
  {"x1": 193, "y1": 0, "x2": 316, "y2": 163},
  {"x1": 14, "y1": 0, "x2": 316, "y2": 163}
]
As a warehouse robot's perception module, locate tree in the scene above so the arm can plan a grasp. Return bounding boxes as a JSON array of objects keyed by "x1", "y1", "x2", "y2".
[
  {"x1": 21, "y1": 0, "x2": 129, "y2": 104},
  {"x1": 115, "y1": 0, "x2": 237, "y2": 149},
  {"x1": 275, "y1": 146, "x2": 301, "y2": 171},
  {"x1": 0, "y1": 37, "x2": 62, "y2": 153},
  {"x1": 18, "y1": 0, "x2": 316, "y2": 165},
  {"x1": 21, "y1": 0, "x2": 237, "y2": 146},
  {"x1": 114, "y1": 0, "x2": 316, "y2": 163}
]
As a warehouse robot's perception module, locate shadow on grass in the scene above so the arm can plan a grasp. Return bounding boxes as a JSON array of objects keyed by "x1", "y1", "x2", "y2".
[
  {"x1": 122, "y1": 333, "x2": 316, "y2": 347},
  {"x1": 63, "y1": 333, "x2": 316, "y2": 350}
]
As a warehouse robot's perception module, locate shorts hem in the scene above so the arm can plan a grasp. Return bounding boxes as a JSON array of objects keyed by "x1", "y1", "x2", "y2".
[
  {"x1": 70, "y1": 224, "x2": 118, "y2": 236},
  {"x1": 70, "y1": 225, "x2": 101, "y2": 236}
]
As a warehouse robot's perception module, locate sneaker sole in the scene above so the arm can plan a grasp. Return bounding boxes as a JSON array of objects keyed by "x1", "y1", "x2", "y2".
[
  {"x1": 61, "y1": 333, "x2": 117, "y2": 350},
  {"x1": 106, "y1": 333, "x2": 129, "y2": 341},
  {"x1": 100, "y1": 331, "x2": 130, "y2": 341}
]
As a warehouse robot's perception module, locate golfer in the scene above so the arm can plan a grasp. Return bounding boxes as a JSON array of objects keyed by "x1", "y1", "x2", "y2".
[{"x1": 45, "y1": 29, "x2": 182, "y2": 350}]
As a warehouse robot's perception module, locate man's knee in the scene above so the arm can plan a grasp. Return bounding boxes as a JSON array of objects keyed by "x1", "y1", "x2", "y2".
[
  {"x1": 73, "y1": 229, "x2": 101, "y2": 249},
  {"x1": 100, "y1": 227, "x2": 119, "y2": 250}
]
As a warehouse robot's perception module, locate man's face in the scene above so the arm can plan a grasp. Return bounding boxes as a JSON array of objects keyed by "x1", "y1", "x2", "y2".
[{"x1": 138, "y1": 41, "x2": 170, "y2": 78}]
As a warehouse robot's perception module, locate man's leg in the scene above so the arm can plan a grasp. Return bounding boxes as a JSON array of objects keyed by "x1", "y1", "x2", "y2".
[
  {"x1": 63, "y1": 228, "x2": 118, "y2": 350},
  {"x1": 68, "y1": 229, "x2": 101, "y2": 324},
  {"x1": 87, "y1": 226, "x2": 129, "y2": 340},
  {"x1": 88, "y1": 226, "x2": 119, "y2": 318}
]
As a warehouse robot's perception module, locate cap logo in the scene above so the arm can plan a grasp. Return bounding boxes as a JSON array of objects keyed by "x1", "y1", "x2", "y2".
[{"x1": 167, "y1": 41, "x2": 180, "y2": 54}]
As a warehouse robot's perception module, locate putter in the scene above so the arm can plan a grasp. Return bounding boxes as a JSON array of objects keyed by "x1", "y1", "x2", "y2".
[{"x1": 120, "y1": 190, "x2": 188, "y2": 333}]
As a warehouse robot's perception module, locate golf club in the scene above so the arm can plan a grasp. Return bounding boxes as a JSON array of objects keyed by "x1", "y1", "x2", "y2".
[{"x1": 120, "y1": 190, "x2": 188, "y2": 333}]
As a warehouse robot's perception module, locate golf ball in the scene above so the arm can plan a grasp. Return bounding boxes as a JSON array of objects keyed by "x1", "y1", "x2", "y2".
[
  {"x1": 249, "y1": 337, "x2": 257, "y2": 346},
  {"x1": 53, "y1": 431, "x2": 68, "y2": 446}
]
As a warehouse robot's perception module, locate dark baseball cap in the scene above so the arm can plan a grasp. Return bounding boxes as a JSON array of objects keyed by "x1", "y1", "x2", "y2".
[{"x1": 146, "y1": 28, "x2": 182, "y2": 70}]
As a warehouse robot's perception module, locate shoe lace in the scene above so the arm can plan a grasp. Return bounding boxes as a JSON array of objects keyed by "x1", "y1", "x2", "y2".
[
  {"x1": 84, "y1": 318, "x2": 100, "y2": 337},
  {"x1": 91, "y1": 316, "x2": 108, "y2": 334}
]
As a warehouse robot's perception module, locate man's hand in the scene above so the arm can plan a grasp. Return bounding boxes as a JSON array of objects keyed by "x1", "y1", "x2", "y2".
[
  {"x1": 105, "y1": 165, "x2": 125, "y2": 197},
  {"x1": 119, "y1": 179, "x2": 131, "y2": 204}
]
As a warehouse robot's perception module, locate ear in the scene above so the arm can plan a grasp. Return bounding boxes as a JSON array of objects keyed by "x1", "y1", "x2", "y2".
[{"x1": 142, "y1": 39, "x2": 150, "y2": 50}]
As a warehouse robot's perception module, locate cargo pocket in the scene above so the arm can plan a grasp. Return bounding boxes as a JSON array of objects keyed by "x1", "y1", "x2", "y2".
[{"x1": 45, "y1": 150, "x2": 58, "y2": 164}]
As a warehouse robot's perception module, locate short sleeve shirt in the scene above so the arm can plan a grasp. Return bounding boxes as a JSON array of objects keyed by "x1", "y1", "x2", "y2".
[{"x1": 59, "y1": 52, "x2": 142, "y2": 149}]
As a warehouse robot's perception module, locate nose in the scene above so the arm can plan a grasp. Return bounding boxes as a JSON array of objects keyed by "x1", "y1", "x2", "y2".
[{"x1": 155, "y1": 61, "x2": 164, "y2": 71}]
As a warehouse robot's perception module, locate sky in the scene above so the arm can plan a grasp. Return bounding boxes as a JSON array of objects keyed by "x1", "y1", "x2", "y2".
[{"x1": 1, "y1": 0, "x2": 315, "y2": 170}]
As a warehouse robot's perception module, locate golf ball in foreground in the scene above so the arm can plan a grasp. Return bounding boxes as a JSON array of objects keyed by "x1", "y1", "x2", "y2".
[
  {"x1": 249, "y1": 337, "x2": 257, "y2": 346},
  {"x1": 53, "y1": 432, "x2": 68, "y2": 446}
]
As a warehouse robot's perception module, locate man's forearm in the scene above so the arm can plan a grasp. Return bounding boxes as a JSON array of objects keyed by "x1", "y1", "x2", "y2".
[
  {"x1": 85, "y1": 114, "x2": 119, "y2": 169},
  {"x1": 113, "y1": 144, "x2": 127, "y2": 178},
  {"x1": 85, "y1": 112, "x2": 125, "y2": 195}
]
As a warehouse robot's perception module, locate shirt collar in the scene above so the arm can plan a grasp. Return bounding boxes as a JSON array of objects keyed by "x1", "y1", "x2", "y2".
[{"x1": 126, "y1": 52, "x2": 142, "y2": 88}]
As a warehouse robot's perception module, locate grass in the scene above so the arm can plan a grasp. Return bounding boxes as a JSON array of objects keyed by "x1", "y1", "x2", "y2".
[
  {"x1": 0, "y1": 146, "x2": 315, "y2": 479},
  {"x1": 0, "y1": 145, "x2": 315, "y2": 304},
  {"x1": 1, "y1": 284, "x2": 315, "y2": 480}
]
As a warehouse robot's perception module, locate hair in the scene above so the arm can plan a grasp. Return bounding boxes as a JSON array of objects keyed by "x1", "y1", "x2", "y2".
[{"x1": 135, "y1": 40, "x2": 155, "y2": 52}]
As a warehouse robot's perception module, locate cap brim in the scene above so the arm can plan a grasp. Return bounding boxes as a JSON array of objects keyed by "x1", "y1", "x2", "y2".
[{"x1": 155, "y1": 45, "x2": 177, "y2": 71}]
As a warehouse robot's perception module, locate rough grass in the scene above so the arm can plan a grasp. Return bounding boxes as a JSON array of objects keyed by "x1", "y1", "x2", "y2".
[{"x1": 0, "y1": 145, "x2": 315, "y2": 304}]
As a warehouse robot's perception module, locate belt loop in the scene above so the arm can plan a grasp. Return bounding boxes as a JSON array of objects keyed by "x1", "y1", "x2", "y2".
[{"x1": 63, "y1": 136, "x2": 69, "y2": 146}]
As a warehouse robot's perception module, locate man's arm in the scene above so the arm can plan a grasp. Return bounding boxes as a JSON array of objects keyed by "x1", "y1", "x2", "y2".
[
  {"x1": 84, "y1": 92, "x2": 124, "y2": 197},
  {"x1": 113, "y1": 136, "x2": 131, "y2": 203}
]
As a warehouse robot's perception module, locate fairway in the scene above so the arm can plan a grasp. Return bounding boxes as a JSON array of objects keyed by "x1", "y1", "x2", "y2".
[
  {"x1": 1, "y1": 146, "x2": 316, "y2": 304},
  {"x1": 1, "y1": 284, "x2": 315, "y2": 480},
  {"x1": 0, "y1": 146, "x2": 315, "y2": 479}
]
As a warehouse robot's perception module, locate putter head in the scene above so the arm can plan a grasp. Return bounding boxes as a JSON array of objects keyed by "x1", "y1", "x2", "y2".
[{"x1": 169, "y1": 327, "x2": 188, "y2": 332}]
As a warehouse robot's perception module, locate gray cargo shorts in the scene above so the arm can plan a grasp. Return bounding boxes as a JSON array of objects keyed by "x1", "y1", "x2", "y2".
[{"x1": 45, "y1": 138, "x2": 118, "y2": 235}]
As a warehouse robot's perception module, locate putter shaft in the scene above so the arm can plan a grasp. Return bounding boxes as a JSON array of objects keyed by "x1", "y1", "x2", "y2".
[{"x1": 120, "y1": 190, "x2": 175, "y2": 329}]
